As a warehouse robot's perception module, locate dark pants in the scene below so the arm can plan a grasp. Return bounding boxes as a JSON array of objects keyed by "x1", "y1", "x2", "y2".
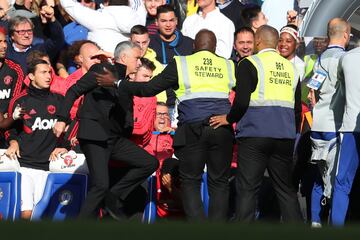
[
  {"x1": 235, "y1": 137, "x2": 302, "y2": 222},
  {"x1": 78, "y1": 137, "x2": 159, "y2": 218},
  {"x1": 175, "y1": 125, "x2": 233, "y2": 221}
]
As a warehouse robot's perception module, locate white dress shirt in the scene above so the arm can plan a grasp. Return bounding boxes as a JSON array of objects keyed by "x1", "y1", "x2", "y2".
[{"x1": 182, "y1": 7, "x2": 235, "y2": 59}]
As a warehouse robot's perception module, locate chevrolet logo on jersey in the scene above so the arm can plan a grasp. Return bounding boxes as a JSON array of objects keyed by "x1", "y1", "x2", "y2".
[{"x1": 32, "y1": 117, "x2": 57, "y2": 131}]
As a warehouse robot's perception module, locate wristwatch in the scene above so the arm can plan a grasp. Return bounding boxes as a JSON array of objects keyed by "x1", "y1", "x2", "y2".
[{"x1": 114, "y1": 79, "x2": 121, "y2": 87}]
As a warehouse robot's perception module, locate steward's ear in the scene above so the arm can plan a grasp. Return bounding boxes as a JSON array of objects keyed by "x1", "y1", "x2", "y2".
[{"x1": 28, "y1": 73, "x2": 35, "y2": 81}]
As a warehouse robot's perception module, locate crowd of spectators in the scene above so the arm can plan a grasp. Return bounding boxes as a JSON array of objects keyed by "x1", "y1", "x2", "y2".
[{"x1": 1, "y1": 0, "x2": 360, "y2": 226}]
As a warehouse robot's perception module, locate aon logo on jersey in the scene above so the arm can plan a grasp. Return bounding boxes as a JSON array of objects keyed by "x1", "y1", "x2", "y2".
[
  {"x1": 0, "y1": 89, "x2": 11, "y2": 99},
  {"x1": 32, "y1": 117, "x2": 58, "y2": 131}
]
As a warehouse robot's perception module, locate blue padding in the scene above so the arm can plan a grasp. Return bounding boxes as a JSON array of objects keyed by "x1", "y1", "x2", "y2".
[
  {"x1": 201, "y1": 172, "x2": 209, "y2": 217},
  {"x1": 142, "y1": 174, "x2": 157, "y2": 224},
  {"x1": 31, "y1": 173, "x2": 87, "y2": 221},
  {"x1": 152, "y1": 131, "x2": 175, "y2": 136},
  {"x1": 0, "y1": 172, "x2": 21, "y2": 221}
]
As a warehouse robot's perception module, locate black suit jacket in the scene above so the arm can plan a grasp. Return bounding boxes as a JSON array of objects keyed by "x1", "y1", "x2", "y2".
[{"x1": 57, "y1": 62, "x2": 133, "y2": 141}]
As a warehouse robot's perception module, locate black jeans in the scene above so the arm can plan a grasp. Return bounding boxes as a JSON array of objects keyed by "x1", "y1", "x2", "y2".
[
  {"x1": 175, "y1": 125, "x2": 234, "y2": 221},
  {"x1": 78, "y1": 137, "x2": 158, "y2": 218},
  {"x1": 235, "y1": 137, "x2": 302, "y2": 222}
]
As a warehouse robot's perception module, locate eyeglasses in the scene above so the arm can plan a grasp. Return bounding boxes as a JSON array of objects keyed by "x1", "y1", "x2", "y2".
[
  {"x1": 14, "y1": 29, "x2": 33, "y2": 35},
  {"x1": 156, "y1": 112, "x2": 169, "y2": 118}
]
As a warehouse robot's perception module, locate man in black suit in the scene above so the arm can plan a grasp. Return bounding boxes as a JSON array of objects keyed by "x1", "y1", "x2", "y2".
[{"x1": 53, "y1": 41, "x2": 159, "y2": 219}]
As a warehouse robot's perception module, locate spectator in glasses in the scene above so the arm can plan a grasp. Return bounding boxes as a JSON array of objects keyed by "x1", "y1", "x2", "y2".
[{"x1": 6, "y1": 13, "x2": 64, "y2": 74}]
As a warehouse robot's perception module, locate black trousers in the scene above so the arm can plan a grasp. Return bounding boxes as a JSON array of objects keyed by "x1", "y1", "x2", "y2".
[
  {"x1": 175, "y1": 125, "x2": 233, "y2": 221},
  {"x1": 235, "y1": 137, "x2": 302, "y2": 222},
  {"x1": 78, "y1": 137, "x2": 159, "y2": 218}
]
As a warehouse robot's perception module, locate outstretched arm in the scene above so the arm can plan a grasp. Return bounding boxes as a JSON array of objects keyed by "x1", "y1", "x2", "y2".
[{"x1": 96, "y1": 60, "x2": 179, "y2": 97}]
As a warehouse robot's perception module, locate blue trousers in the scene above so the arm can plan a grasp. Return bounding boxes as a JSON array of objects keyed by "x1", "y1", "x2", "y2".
[
  {"x1": 331, "y1": 132, "x2": 360, "y2": 226},
  {"x1": 310, "y1": 131, "x2": 339, "y2": 223}
]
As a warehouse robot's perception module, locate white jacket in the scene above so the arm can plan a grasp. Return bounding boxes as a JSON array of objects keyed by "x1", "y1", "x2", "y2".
[{"x1": 60, "y1": 0, "x2": 145, "y2": 52}]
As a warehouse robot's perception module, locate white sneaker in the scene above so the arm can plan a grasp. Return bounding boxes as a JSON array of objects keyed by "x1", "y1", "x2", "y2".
[{"x1": 311, "y1": 222, "x2": 322, "y2": 228}]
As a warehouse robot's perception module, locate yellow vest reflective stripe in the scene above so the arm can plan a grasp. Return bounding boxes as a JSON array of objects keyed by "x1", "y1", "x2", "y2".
[
  {"x1": 304, "y1": 54, "x2": 318, "y2": 78},
  {"x1": 246, "y1": 51, "x2": 298, "y2": 108},
  {"x1": 175, "y1": 51, "x2": 235, "y2": 102}
]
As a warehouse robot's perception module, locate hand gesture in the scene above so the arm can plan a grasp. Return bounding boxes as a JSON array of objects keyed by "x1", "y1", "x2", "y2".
[
  {"x1": 53, "y1": 121, "x2": 66, "y2": 137},
  {"x1": 5, "y1": 140, "x2": 20, "y2": 160},
  {"x1": 209, "y1": 114, "x2": 230, "y2": 129},
  {"x1": 12, "y1": 104, "x2": 25, "y2": 120},
  {"x1": 91, "y1": 50, "x2": 114, "y2": 63},
  {"x1": 49, "y1": 147, "x2": 68, "y2": 161},
  {"x1": 70, "y1": 136, "x2": 79, "y2": 147},
  {"x1": 40, "y1": 4, "x2": 55, "y2": 23},
  {"x1": 95, "y1": 67, "x2": 117, "y2": 87},
  {"x1": 287, "y1": 10, "x2": 298, "y2": 26},
  {"x1": 161, "y1": 173, "x2": 172, "y2": 192},
  {"x1": 159, "y1": 126, "x2": 175, "y2": 134}
]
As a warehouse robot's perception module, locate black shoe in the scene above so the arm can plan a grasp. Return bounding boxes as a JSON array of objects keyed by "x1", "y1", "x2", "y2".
[{"x1": 104, "y1": 192, "x2": 126, "y2": 221}]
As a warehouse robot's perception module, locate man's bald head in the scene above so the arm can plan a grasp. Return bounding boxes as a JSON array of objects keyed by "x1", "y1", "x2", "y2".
[
  {"x1": 194, "y1": 29, "x2": 217, "y2": 53},
  {"x1": 328, "y1": 18, "x2": 351, "y2": 40},
  {"x1": 254, "y1": 25, "x2": 279, "y2": 52}
]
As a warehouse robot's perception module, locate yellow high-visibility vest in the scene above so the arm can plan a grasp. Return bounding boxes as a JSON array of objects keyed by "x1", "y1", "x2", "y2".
[
  {"x1": 144, "y1": 48, "x2": 167, "y2": 103},
  {"x1": 174, "y1": 51, "x2": 235, "y2": 102},
  {"x1": 246, "y1": 50, "x2": 299, "y2": 108}
]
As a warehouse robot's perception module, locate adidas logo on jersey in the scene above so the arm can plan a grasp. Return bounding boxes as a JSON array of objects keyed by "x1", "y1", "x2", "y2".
[{"x1": 32, "y1": 117, "x2": 57, "y2": 131}]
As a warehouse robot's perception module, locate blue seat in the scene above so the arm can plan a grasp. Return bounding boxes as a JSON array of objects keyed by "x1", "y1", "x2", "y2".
[
  {"x1": 142, "y1": 173, "x2": 157, "y2": 224},
  {"x1": 201, "y1": 172, "x2": 209, "y2": 217},
  {"x1": 31, "y1": 173, "x2": 88, "y2": 221},
  {"x1": 0, "y1": 171, "x2": 21, "y2": 221},
  {"x1": 142, "y1": 171, "x2": 209, "y2": 223}
]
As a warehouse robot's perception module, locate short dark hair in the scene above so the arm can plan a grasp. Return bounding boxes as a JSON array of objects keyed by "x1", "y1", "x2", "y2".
[
  {"x1": 67, "y1": 40, "x2": 98, "y2": 61},
  {"x1": 241, "y1": 4, "x2": 262, "y2": 28},
  {"x1": 140, "y1": 58, "x2": 156, "y2": 72},
  {"x1": 156, "y1": 4, "x2": 175, "y2": 19},
  {"x1": 27, "y1": 59, "x2": 49, "y2": 74},
  {"x1": 234, "y1": 26, "x2": 255, "y2": 38},
  {"x1": 131, "y1": 25, "x2": 149, "y2": 35},
  {"x1": 157, "y1": 101, "x2": 168, "y2": 107},
  {"x1": 26, "y1": 50, "x2": 49, "y2": 68}
]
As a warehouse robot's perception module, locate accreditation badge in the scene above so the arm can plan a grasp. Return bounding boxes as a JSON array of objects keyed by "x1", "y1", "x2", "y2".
[{"x1": 307, "y1": 70, "x2": 327, "y2": 90}]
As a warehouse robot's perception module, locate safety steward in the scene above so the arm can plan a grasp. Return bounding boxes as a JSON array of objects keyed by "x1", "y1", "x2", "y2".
[
  {"x1": 96, "y1": 29, "x2": 236, "y2": 221},
  {"x1": 209, "y1": 25, "x2": 303, "y2": 223}
]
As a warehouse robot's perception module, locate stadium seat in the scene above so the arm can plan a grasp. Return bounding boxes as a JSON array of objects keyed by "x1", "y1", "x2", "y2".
[
  {"x1": 142, "y1": 171, "x2": 209, "y2": 223},
  {"x1": 0, "y1": 171, "x2": 21, "y2": 221},
  {"x1": 142, "y1": 173, "x2": 157, "y2": 224},
  {"x1": 31, "y1": 173, "x2": 88, "y2": 221},
  {"x1": 201, "y1": 172, "x2": 209, "y2": 217}
]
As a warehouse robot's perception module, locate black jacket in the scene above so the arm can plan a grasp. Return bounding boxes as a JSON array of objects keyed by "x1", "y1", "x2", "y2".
[
  {"x1": 219, "y1": 0, "x2": 245, "y2": 31},
  {"x1": 0, "y1": 59, "x2": 24, "y2": 113},
  {"x1": 57, "y1": 62, "x2": 133, "y2": 141},
  {"x1": 7, "y1": 85, "x2": 64, "y2": 171}
]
